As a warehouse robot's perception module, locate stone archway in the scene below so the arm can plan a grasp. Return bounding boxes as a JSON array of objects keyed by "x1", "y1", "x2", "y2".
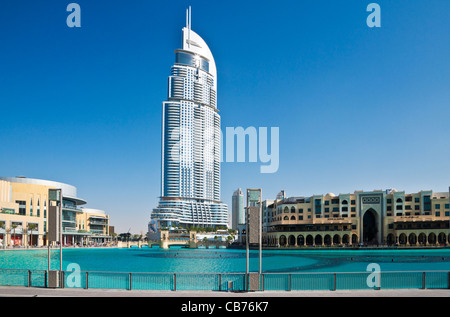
[
  {"x1": 288, "y1": 235, "x2": 296, "y2": 246},
  {"x1": 314, "y1": 235, "x2": 322, "y2": 246},
  {"x1": 362, "y1": 208, "x2": 379, "y2": 244},
  {"x1": 297, "y1": 235, "x2": 305, "y2": 246},
  {"x1": 279, "y1": 235, "x2": 287, "y2": 247},
  {"x1": 399, "y1": 233, "x2": 407, "y2": 245},
  {"x1": 352, "y1": 234, "x2": 358, "y2": 245},
  {"x1": 438, "y1": 233, "x2": 447, "y2": 245},
  {"x1": 418, "y1": 233, "x2": 427, "y2": 245},
  {"x1": 342, "y1": 234, "x2": 350, "y2": 245},
  {"x1": 306, "y1": 235, "x2": 313, "y2": 246},
  {"x1": 324, "y1": 235, "x2": 332, "y2": 246},
  {"x1": 386, "y1": 234, "x2": 395, "y2": 245},
  {"x1": 428, "y1": 233, "x2": 436, "y2": 245},
  {"x1": 333, "y1": 235, "x2": 341, "y2": 245},
  {"x1": 408, "y1": 233, "x2": 417, "y2": 246}
]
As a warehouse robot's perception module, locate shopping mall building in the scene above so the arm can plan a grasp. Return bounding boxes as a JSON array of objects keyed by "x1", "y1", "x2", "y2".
[
  {"x1": 0, "y1": 177, "x2": 112, "y2": 247},
  {"x1": 262, "y1": 189, "x2": 450, "y2": 247}
]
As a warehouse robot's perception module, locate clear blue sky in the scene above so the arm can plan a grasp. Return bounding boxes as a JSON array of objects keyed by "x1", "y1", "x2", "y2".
[{"x1": 1, "y1": 0, "x2": 449, "y2": 234}]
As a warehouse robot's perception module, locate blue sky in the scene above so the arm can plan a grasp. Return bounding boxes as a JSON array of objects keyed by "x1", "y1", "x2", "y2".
[{"x1": 1, "y1": 0, "x2": 449, "y2": 233}]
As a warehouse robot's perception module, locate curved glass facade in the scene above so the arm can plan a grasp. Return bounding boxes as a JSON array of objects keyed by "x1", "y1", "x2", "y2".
[{"x1": 175, "y1": 51, "x2": 209, "y2": 73}]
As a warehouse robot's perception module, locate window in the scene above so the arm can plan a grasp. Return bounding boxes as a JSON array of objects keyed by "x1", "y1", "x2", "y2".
[
  {"x1": 435, "y1": 212, "x2": 440, "y2": 217},
  {"x1": 405, "y1": 205, "x2": 412, "y2": 210},
  {"x1": 424, "y1": 196, "x2": 432, "y2": 212},
  {"x1": 387, "y1": 199, "x2": 392, "y2": 204},
  {"x1": 435, "y1": 204, "x2": 441, "y2": 210},
  {"x1": 445, "y1": 212, "x2": 449, "y2": 217},
  {"x1": 342, "y1": 207, "x2": 348, "y2": 212},
  {"x1": 16, "y1": 201, "x2": 26, "y2": 216},
  {"x1": 351, "y1": 207, "x2": 356, "y2": 212},
  {"x1": 351, "y1": 200, "x2": 356, "y2": 205},
  {"x1": 396, "y1": 205, "x2": 402, "y2": 211},
  {"x1": 342, "y1": 200, "x2": 348, "y2": 205},
  {"x1": 324, "y1": 201, "x2": 330, "y2": 206},
  {"x1": 30, "y1": 199, "x2": 33, "y2": 217},
  {"x1": 396, "y1": 213, "x2": 403, "y2": 216},
  {"x1": 396, "y1": 198, "x2": 403, "y2": 204},
  {"x1": 445, "y1": 204, "x2": 450, "y2": 209},
  {"x1": 405, "y1": 196, "x2": 412, "y2": 202},
  {"x1": 325, "y1": 208, "x2": 329, "y2": 213},
  {"x1": 415, "y1": 197, "x2": 420, "y2": 203},
  {"x1": 387, "y1": 206, "x2": 392, "y2": 211},
  {"x1": 298, "y1": 209, "x2": 303, "y2": 213},
  {"x1": 415, "y1": 205, "x2": 420, "y2": 210},
  {"x1": 298, "y1": 216, "x2": 303, "y2": 221},
  {"x1": 332, "y1": 199, "x2": 339, "y2": 204}
]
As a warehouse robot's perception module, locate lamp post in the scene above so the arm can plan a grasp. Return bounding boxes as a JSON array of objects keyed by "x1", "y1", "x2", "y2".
[
  {"x1": 48, "y1": 188, "x2": 63, "y2": 288},
  {"x1": 246, "y1": 189, "x2": 262, "y2": 291}
]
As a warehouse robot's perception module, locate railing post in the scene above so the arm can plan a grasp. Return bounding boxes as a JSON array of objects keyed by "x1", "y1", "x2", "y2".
[
  {"x1": 448, "y1": 272, "x2": 450, "y2": 289},
  {"x1": 422, "y1": 272, "x2": 426, "y2": 290},
  {"x1": 262, "y1": 274, "x2": 265, "y2": 291},
  {"x1": 333, "y1": 273, "x2": 337, "y2": 291},
  {"x1": 45, "y1": 271, "x2": 48, "y2": 288},
  {"x1": 61, "y1": 271, "x2": 65, "y2": 289},
  {"x1": 28, "y1": 270, "x2": 31, "y2": 288},
  {"x1": 85, "y1": 272, "x2": 89, "y2": 290},
  {"x1": 219, "y1": 274, "x2": 221, "y2": 292},
  {"x1": 243, "y1": 274, "x2": 246, "y2": 292},
  {"x1": 289, "y1": 274, "x2": 292, "y2": 291},
  {"x1": 129, "y1": 273, "x2": 132, "y2": 291},
  {"x1": 174, "y1": 273, "x2": 176, "y2": 291}
]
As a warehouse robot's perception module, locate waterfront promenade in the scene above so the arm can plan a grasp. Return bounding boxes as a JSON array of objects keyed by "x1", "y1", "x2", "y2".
[{"x1": 0, "y1": 286, "x2": 449, "y2": 297}]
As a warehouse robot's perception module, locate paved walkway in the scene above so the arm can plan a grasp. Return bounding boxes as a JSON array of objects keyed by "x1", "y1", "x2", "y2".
[{"x1": 0, "y1": 286, "x2": 449, "y2": 297}]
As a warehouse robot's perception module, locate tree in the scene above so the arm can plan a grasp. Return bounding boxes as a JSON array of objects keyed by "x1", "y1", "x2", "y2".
[
  {"x1": 27, "y1": 223, "x2": 38, "y2": 247},
  {"x1": 11, "y1": 223, "x2": 18, "y2": 247},
  {"x1": 0, "y1": 222, "x2": 5, "y2": 248}
]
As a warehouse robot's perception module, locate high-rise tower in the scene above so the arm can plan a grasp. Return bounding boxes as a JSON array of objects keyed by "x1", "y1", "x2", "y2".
[{"x1": 151, "y1": 8, "x2": 228, "y2": 229}]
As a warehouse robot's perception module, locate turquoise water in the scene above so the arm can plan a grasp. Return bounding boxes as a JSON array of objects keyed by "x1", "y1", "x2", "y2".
[{"x1": 1, "y1": 247, "x2": 450, "y2": 273}]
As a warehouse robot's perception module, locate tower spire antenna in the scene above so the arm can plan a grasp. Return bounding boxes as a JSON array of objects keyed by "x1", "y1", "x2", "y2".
[{"x1": 186, "y1": 6, "x2": 192, "y2": 43}]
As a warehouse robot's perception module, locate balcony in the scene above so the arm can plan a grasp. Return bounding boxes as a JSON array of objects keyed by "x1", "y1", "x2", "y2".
[{"x1": 62, "y1": 205, "x2": 82, "y2": 213}]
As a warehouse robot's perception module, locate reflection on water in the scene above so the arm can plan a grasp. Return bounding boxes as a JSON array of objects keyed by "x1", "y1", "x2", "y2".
[{"x1": 0, "y1": 248, "x2": 449, "y2": 273}]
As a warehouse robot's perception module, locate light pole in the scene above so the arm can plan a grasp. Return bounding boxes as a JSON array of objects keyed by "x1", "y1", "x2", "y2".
[
  {"x1": 246, "y1": 189, "x2": 262, "y2": 291},
  {"x1": 48, "y1": 188, "x2": 63, "y2": 288}
]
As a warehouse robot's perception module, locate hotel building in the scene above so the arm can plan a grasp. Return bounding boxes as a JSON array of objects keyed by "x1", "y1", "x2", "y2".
[
  {"x1": 262, "y1": 189, "x2": 450, "y2": 247},
  {"x1": 0, "y1": 177, "x2": 112, "y2": 247},
  {"x1": 151, "y1": 8, "x2": 228, "y2": 229},
  {"x1": 232, "y1": 188, "x2": 244, "y2": 231}
]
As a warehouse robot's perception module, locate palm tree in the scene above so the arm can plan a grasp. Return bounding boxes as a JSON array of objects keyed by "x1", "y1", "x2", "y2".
[
  {"x1": 0, "y1": 222, "x2": 5, "y2": 248},
  {"x1": 5, "y1": 228, "x2": 10, "y2": 248},
  {"x1": 27, "y1": 223, "x2": 38, "y2": 247},
  {"x1": 11, "y1": 223, "x2": 18, "y2": 247}
]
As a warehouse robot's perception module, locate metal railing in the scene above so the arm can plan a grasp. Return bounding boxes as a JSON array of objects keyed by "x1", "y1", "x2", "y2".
[{"x1": 0, "y1": 269, "x2": 449, "y2": 291}]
